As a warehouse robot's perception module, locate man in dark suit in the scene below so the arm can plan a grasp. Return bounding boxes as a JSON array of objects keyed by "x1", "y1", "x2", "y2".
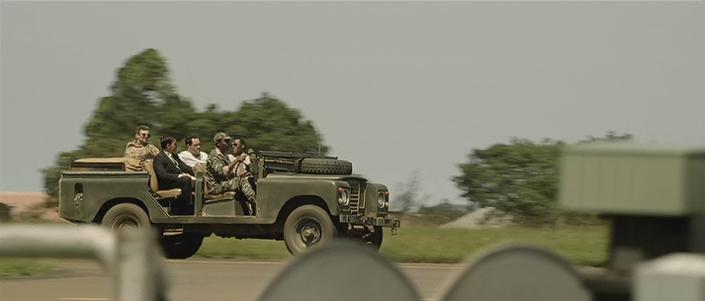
[{"x1": 155, "y1": 136, "x2": 195, "y2": 215}]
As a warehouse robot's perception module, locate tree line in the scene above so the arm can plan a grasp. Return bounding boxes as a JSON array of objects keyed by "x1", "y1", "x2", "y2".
[
  {"x1": 394, "y1": 133, "x2": 631, "y2": 224},
  {"x1": 42, "y1": 49, "x2": 329, "y2": 197},
  {"x1": 44, "y1": 48, "x2": 630, "y2": 226}
]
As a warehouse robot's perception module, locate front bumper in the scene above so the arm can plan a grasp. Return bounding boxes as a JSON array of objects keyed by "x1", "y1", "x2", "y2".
[{"x1": 339, "y1": 214, "x2": 400, "y2": 233}]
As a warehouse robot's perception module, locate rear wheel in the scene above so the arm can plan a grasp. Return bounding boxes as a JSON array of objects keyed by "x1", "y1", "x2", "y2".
[
  {"x1": 159, "y1": 233, "x2": 204, "y2": 259},
  {"x1": 101, "y1": 203, "x2": 150, "y2": 230},
  {"x1": 283, "y1": 205, "x2": 337, "y2": 255}
]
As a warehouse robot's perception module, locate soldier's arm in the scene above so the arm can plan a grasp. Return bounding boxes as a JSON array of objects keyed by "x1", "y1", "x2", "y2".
[
  {"x1": 224, "y1": 162, "x2": 235, "y2": 177},
  {"x1": 209, "y1": 156, "x2": 232, "y2": 179}
]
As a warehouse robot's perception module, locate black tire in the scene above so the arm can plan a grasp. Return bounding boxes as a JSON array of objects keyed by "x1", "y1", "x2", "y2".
[
  {"x1": 283, "y1": 205, "x2": 338, "y2": 255},
  {"x1": 159, "y1": 233, "x2": 204, "y2": 259},
  {"x1": 299, "y1": 158, "x2": 353, "y2": 175},
  {"x1": 363, "y1": 226, "x2": 384, "y2": 251},
  {"x1": 101, "y1": 203, "x2": 150, "y2": 230}
]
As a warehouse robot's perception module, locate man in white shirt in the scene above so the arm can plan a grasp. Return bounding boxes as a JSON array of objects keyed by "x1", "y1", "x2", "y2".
[{"x1": 178, "y1": 136, "x2": 208, "y2": 167}]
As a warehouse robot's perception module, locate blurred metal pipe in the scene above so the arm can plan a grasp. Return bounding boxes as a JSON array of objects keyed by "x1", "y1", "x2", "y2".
[
  {"x1": 0, "y1": 224, "x2": 168, "y2": 301},
  {"x1": 0, "y1": 225, "x2": 116, "y2": 266}
]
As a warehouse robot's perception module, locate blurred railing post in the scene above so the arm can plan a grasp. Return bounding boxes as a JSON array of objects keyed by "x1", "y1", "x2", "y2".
[{"x1": 0, "y1": 224, "x2": 168, "y2": 301}]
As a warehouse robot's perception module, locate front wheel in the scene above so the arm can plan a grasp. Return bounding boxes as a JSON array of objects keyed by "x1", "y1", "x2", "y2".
[
  {"x1": 159, "y1": 233, "x2": 204, "y2": 259},
  {"x1": 283, "y1": 205, "x2": 337, "y2": 255},
  {"x1": 362, "y1": 226, "x2": 384, "y2": 250}
]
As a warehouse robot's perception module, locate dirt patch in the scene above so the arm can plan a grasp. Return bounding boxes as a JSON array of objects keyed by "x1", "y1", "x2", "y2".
[
  {"x1": 0, "y1": 192, "x2": 66, "y2": 223},
  {"x1": 0, "y1": 192, "x2": 48, "y2": 212}
]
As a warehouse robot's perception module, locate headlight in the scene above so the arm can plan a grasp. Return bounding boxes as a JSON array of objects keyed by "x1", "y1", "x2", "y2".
[
  {"x1": 338, "y1": 187, "x2": 350, "y2": 206},
  {"x1": 378, "y1": 192, "x2": 387, "y2": 208}
]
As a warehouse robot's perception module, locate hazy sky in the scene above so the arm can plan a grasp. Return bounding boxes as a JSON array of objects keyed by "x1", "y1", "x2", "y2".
[{"x1": 1, "y1": 2, "x2": 703, "y2": 205}]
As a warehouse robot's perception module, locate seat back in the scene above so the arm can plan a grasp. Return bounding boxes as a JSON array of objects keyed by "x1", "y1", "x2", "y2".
[{"x1": 142, "y1": 159, "x2": 160, "y2": 192}]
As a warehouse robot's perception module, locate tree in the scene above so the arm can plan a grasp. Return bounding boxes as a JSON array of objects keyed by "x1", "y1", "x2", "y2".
[
  {"x1": 43, "y1": 50, "x2": 329, "y2": 197},
  {"x1": 391, "y1": 171, "x2": 429, "y2": 212},
  {"x1": 453, "y1": 133, "x2": 632, "y2": 224},
  {"x1": 85, "y1": 48, "x2": 181, "y2": 150},
  {"x1": 223, "y1": 93, "x2": 329, "y2": 155},
  {"x1": 43, "y1": 48, "x2": 181, "y2": 196},
  {"x1": 453, "y1": 138, "x2": 563, "y2": 223}
]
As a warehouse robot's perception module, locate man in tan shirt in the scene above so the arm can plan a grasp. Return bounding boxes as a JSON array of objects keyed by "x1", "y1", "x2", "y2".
[{"x1": 124, "y1": 125, "x2": 160, "y2": 171}]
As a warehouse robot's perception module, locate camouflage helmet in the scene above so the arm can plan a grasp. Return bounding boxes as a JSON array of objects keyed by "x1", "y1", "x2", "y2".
[{"x1": 213, "y1": 132, "x2": 232, "y2": 144}]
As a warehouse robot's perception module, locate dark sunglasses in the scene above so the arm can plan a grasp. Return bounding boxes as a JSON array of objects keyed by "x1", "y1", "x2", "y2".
[{"x1": 139, "y1": 133, "x2": 151, "y2": 138}]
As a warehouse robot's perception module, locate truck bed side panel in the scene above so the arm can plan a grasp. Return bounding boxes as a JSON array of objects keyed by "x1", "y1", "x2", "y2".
[{"x1": 59, "y1": 171, "x2": 168, "y2": 222}]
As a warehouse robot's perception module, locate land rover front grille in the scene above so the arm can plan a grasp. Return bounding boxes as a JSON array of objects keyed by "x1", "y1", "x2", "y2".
[{"x1": 348, "y1": 181, "x2": 366, "y2": 214}]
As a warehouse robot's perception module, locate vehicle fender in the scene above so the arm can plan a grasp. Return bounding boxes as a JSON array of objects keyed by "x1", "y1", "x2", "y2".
[
  {"x1": 365, "y1": 183, "x2": 389, "y2": 216},
  {"x1": 255, "y1": 178, "x2": 349, "y2": 219}
]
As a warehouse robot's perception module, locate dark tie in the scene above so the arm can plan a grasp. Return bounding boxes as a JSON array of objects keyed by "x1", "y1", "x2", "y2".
[{"x1": 167, "y1": 153, "x2": 182, "y2": 172}]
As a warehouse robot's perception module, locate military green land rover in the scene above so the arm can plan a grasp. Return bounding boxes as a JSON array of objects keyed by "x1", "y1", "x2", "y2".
[{"x1": 58, "y1": 151, "x2": 400, "y2": 258}]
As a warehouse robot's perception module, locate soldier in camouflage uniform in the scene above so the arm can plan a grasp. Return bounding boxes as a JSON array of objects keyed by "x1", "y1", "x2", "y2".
[
  {"x1": 124, "y1": 125, "x2": 160, "y2": 171},
  {"x1": 206, "y1": 132, "x2": 257, "y2": 215}
]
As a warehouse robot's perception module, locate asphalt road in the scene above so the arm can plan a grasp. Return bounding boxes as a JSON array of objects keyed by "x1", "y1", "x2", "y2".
[{"x1": 0, "y1": 259, "x2": 462, "y2": 301}]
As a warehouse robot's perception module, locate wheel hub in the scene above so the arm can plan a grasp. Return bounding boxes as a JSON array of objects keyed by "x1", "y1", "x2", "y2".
[
  {"x1": 116, "y1": 217, "x2": 139, "y2": 230},
  {"x1": 300, "y1": 223, "x2": 321, "y2": 244},
  {"x1": 118, "y1": 223, "x2": 137, "y2": 230}
]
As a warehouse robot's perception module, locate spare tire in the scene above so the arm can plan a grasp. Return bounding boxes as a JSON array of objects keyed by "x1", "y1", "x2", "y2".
[{"x1": 299, "y1": 158, "x2": 353, "y2": 175}]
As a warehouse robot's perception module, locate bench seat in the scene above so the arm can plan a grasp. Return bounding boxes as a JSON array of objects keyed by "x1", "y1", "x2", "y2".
[
  {"x1": 156, "y1": 188, "x2": 182, "y2": 199},
  {"x1": 143, "y1": 159, "x2": 183, "y2": 200},
  {"x1": 205, "y1": 191, "x2": 236, "y2": 203}
]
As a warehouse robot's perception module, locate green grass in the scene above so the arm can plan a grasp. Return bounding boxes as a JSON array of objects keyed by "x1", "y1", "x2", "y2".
[
  {"x1": 0, "y1": 226, "x2": 607, "y2": 277},
  {"x1": 379, "y1": 226, "x2": 608, "y2": 266},
  {"x1": 0, "y1": 259, "x2": 57, "y2": 278},
  {"x1": 196, "y1": 225, "x2": 608, "y2": 266}
]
